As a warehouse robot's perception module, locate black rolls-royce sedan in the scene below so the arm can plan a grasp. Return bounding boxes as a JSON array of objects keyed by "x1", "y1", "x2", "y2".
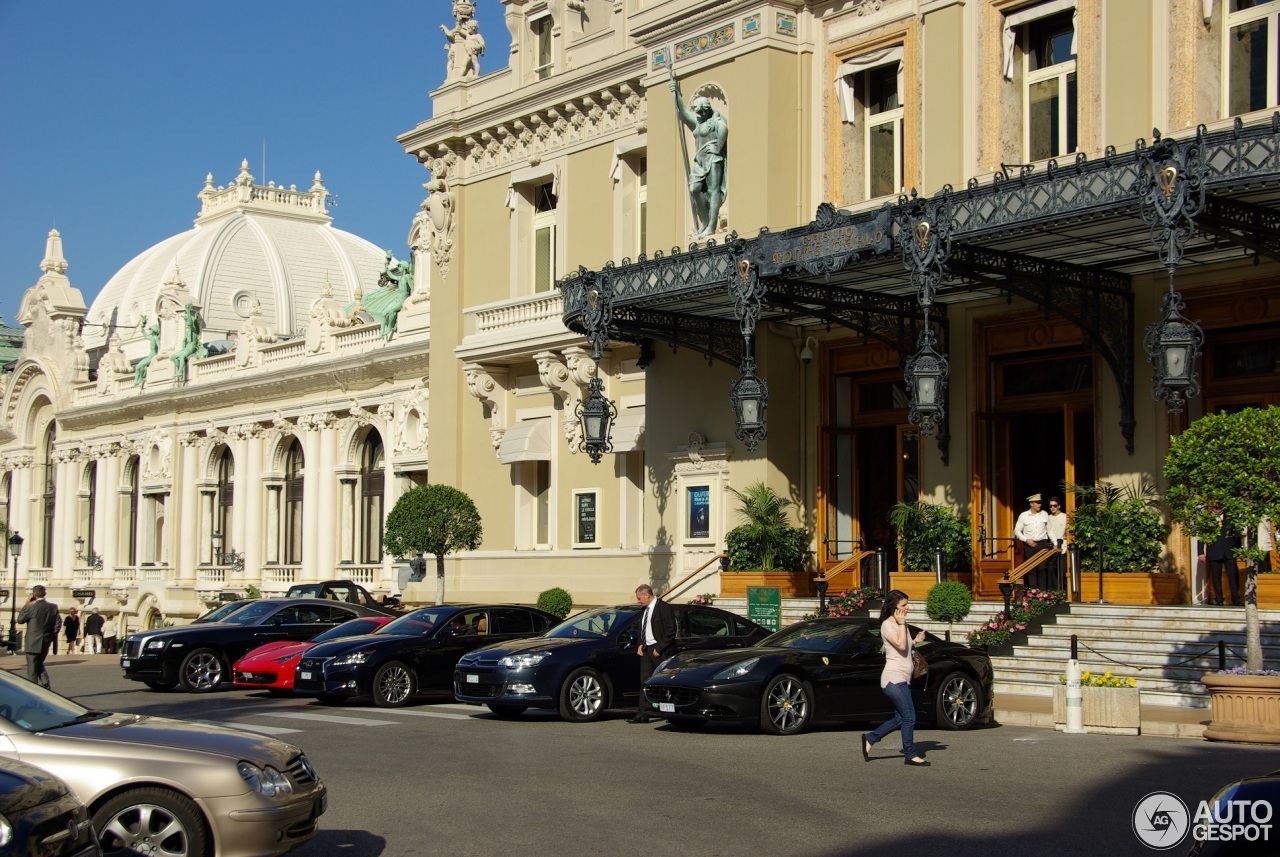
[{"x1": 121, "y1": 598, "x2": 383, "y2": 693}]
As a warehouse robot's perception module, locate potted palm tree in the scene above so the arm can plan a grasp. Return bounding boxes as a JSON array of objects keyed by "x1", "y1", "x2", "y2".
[
  {"x1": 1163, "y1": 406, "x2": 1280, "y2": 744},
  {"x1": 720, "y1": 482, "x2": 811, "y2": 597},
  {"x1": 887, "y1": 501, "x2": 972, "y2": 600},
  {"x1": 1066, "y1": 480, "x2": 1174, "y2": 604}
]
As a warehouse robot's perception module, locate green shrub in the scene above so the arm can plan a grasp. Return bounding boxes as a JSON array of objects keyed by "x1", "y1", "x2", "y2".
[
  {"x1": 888, "y1": 501, "x2": 972, "y2": 572},
  {"x1": 1067, "y1": 481, "x2": 1168, "y2": 574},
  {"x1": 966, "y1": 589, "x2": 1066, "y2": 648},
  {"x1": 243, "y1": 584, "x2": 262, "y2": 600},
  {"x1": 724, "y1": 482, "x2": 808, "y2": 571},
  {"x1": 926, "y1": 580, "x2": 972, "y2": 623},
  {"x1": 536, "y1": 587, "x2": 573, "y2": 619},
  {"x1": 804, "y1": 585, "x2": 883, "y2": 619}
]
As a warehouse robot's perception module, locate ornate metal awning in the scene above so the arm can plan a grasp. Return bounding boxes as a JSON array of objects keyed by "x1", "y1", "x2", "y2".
[{"x1": 561, "y1": 115, "x2": 1280, "y2": 460}]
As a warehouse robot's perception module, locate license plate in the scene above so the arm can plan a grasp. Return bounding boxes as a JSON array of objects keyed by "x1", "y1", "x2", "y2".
[
  {"x1": 299, "y1": 671, "x2": 312, "y2": 680},
  {"x1": 312, "y1": 793, "x2": 327, "y2": 819},
  {"x1": 121, "y1": 659, "x2": 131, "y2": 668},
  {"x1": 466, "y1": 674, "x2": 479, "y2": 684},
  {"x1": 659, "y1": 702, "x2": 675, "y2": 713}
]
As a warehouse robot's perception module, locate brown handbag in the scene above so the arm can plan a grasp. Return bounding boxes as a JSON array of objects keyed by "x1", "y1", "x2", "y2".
[{"x1": 911, "y1": 649, "x2": 928, "y2": 679}]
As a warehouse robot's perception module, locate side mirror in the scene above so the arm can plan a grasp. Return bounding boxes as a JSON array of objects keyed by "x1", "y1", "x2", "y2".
[{"x1": 438, "y1": 626, "x2": 459, "y2": 638}]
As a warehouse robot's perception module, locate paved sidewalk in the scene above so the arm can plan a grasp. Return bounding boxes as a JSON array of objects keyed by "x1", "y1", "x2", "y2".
[{"x1": 996, "y1": 692, "x2": 1210, "y2": 739}]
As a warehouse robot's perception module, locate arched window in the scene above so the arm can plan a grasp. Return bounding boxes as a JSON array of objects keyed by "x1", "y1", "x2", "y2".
[
  {"x1": 215, "y1": 446, "x2": 234, "y2": 553},
  {"x1": 283, "y1": 439, "x2": 304, "y2": 564},
  {"x1": 360, "y1": 431, "x2": 385, "y2": 564},
  {"x1": 41, "y1": 425, "x2": 55, "y2": 568},
  {"x1": 125, "y1": 456, "x2": 140, "y2": 567}
]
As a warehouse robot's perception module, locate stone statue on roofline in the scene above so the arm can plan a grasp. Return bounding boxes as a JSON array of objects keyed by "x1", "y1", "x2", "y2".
[
  {"x1": 134, "y1": 315, "x2": 161, "y2": 387},
  {"x1": 442, "y1": 0, "x2": 484, "y2": 83},
  {"x1": 344, "y1": 251, "x2": 414, "y2": 339},
  {"x1": 170, "y1": 302, "x2": 208, "y2": 383}
]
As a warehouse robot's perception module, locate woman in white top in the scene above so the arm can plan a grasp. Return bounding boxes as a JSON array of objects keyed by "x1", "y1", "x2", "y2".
[{"x1": 860, "y1": 589, "x2": 930, "y2": 766}]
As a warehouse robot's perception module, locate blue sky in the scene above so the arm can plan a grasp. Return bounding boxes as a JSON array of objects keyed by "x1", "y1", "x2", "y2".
[{"x1": 0, "y1": 0, "x2": 509, "y2": 323}]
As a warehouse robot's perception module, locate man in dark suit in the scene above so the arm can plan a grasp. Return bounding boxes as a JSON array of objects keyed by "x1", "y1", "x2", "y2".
[
  {"x1": 16, "y1": 584, "x2": 59, "y2": 688},
  {"x1": 1200, "y1": 515, "x2": 1241, "y2": 606},
  {"x1": 629, "y1": 584, "x2": 676, "y2": 724}
]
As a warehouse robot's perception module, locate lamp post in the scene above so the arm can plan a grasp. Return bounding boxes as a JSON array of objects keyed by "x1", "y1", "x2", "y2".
[
  {"x1": 576, "y1": 377, "x2": 617, "y2": 464},
  {"x1": 74, "y1": 535, "x2": 85, "y2": 562},
  {"x1": 8, "y1": 532, "x2": 22, "y2": 649},
  {"x1": 211, "y1": 531, "x2": 223, "y2": 566},
  {"x1": 729, "y1": 356, "x2": 768, "y2": 451},
  {"x1": 904, "y1": 316, "x2": 948, "y2": 437},
  {"x1": 1143, "y1": 285, "x2": 1203, "y2": 414}
]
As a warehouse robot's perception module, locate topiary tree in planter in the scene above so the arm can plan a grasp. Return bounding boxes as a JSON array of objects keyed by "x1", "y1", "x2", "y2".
[
  {"x1": 1066, "y1": 480, "x2": 1169, "y2": 575},
  {"x1": 1163, "y1": 407, "x2": 1280, "y2": 672},
  {"x1": 724, "y1": 482, "x2": 808, "y2": 572},
  {"x1": 926, "y1": 580, "x2": 973, "y2": 640},
  {"x1": 384, "y1": 484, "x2": 483, "y2": 606},
  {"x1": 536, "y1": 587, "x2": 574, "y2": 619},
  {"x1": 888, "y1": 501, "x2": 972, "y2": 573}
]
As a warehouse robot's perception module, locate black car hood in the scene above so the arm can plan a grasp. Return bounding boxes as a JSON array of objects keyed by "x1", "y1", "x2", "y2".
[
  {"x1": 0, "y1": 761, "x2": 66, "y2": 813},
  {"x1": 305, "y1": 633, "x2": 418, "y2": 659},
  {"x1": 129, "y1": 624, "x2": 263, "y2": 642},
  {"x1": 466, "y1": 635, "x2": 607, "y2": 659},
  {"x1": 662, "y1": 646, "x2": 797, "y2": 670}
]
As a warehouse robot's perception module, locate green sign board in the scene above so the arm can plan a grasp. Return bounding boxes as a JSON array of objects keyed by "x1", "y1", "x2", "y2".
[{"x1": 747, "y1": 586, "x2": 782, "y2": 632}]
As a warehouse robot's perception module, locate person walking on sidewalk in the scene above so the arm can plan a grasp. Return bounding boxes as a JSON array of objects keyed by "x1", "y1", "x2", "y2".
[
  {"x1": 83, "y1": 607, "x2": 105, "y2": 654},
  {"x1": 16, "y1": 585, "x2": 58, "y2": 688},
  {"x1": 628, "y1": 584, "x2": 675, "y2": 724},
  {"x1": 62, "y1": 608, "x2": 81, "y2": 655},
  {"x1": 102, "y1": 614, "x2": 118, "y2": 655},
  {"x1": 861, "y1": 589, "x2": 930, "y2": 767}
]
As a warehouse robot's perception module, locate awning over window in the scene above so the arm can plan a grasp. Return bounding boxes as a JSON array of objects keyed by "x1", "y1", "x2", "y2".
[
  {"x1": 1003, "y1": 0, "x2": 1077, "y2": 80},
  {"x1": 498, "y1": 419, "x2": 552, "y2": 464},
  {"x1": 611, "y1": 408, "x2": 646, "y2": 453},
  {"x1": 834, "y1": 46, "x2": 903, "y2": 125}
]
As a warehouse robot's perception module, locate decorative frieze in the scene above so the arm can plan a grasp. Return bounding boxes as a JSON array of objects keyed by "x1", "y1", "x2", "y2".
[{"x1": 464, "y1": 363, "x2": 508, "y2": 451}]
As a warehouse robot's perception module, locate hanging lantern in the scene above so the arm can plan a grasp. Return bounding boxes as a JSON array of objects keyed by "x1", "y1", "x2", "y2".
[
  {"x1": 904, "y1": 325, "x2": 948, "y2": 436},
  {"x1": 576, "y1": 377, "x2": 617, "y2": 464},
  {"x1": 729, "y1": 358, "x2": 769, "y2": 451},
  {"x1": 1143, "y1": 287, "x2": 1203, "y2": 414}
]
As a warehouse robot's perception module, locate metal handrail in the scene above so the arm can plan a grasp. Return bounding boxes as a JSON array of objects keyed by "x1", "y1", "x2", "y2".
[
  {"x1": 1004, "y1": 549, "x2": 1060, "y2": 585},
  {"x1": 816, "y1": 549, "x2": 876, "y2": 583},
  {"x1": 660, "y1": 553, "x2": 727, "y2": 601}
]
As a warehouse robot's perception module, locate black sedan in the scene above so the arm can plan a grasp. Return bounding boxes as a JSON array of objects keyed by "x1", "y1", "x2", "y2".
[
  {"x1": 0, "y1": 760, "x2": 100, "y2": 857},
  {"x1": 121, "y1": 598, "x2": 383, "y2": 693},
  {"x1": 453, "y1": 603, "x2": 770, "y2": 722},
  {"x1": 294, "y1": 605, "x2": 559, "y2": 707},
  {"x1": 642, "y1": 617, "x2": 993, "y2": 735}
]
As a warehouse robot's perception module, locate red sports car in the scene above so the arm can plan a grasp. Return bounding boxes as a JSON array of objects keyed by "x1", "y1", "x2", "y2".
[{"x1": 233, "y1": 615, "x2": 393, "y2": 693}]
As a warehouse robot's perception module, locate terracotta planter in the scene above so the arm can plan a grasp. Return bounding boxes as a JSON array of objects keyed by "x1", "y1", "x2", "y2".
[
  {"x1": 1077, "y1": 572, "x2": 1182, "y2": 605},
  {"x1": 1052, "y1": 685, "x2": 1141, "y2": 735},
  {"x1": 719, "y1": 570, "x2": 815, "y2": 598},
  {"x1": 1201, "y1": 673, "x2": 1280, "y2": 744}
]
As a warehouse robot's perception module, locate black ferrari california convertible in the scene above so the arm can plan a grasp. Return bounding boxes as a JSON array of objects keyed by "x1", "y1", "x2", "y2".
[{"x1": 642, "y1": 616, "x2": 993, "y2": 735}]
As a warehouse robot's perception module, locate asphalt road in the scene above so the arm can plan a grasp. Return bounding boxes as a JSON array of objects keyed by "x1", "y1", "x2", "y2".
[{"x1": 5, "y1": 653, "x2": 1275, "y2": 857}]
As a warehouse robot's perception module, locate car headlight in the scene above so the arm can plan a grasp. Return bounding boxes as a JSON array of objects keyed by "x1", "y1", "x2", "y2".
[
  {"x1": 498, "y1": 652, "x2": 549, "y2": 670},
  {"x1": 712, "y1": 657, "x2": 760, "y2": 681},
  {"x1": 0, "y1": 813, "x2": 12, "y2": 848},
  {"x1": 331, "y1": 651, "x2": 370, "y2": 667},
  {"x1": 274, "y1": 653, "x2": 303, "y2": 665},
  {"x1": 144, "y1": 638, "x2": 166, "y2": 651},
  {"x1": 237, "y1": 761, "x2": 294, "y2": 798}
]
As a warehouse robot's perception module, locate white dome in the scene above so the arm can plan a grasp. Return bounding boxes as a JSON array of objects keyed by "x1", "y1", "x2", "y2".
[{"x1": 85, "y1": 162, "x2": 387, "y2": 344}]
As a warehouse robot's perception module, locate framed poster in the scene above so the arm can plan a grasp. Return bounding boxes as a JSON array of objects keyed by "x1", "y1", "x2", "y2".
[
  {"x1": 687, "y1": 485, "x2": 710, "y2": 539},
  {"x1": 574, "y1": 489, "x2": 598, "y2": 547}
]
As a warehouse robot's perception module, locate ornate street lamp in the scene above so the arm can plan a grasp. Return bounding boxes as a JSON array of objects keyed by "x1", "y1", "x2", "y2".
[
  {"x1": 211, "y1": 531, "x2": 224, "y2": 566},
  {"x1": 904, "y1": 314, "x2": 948, "y2": 436},
  {"x1": 729, "y1": 355, "x2": 769, "y2": 451},
  {"x1": 8, "y1": 532, "x2": 22, "y2": 648},
  {"x1": 576, "y1": 377, "x2": 617, "y2": 464},
  {"x1": 1143, "y1": 286, "x2": 1203, "y2": 414}
]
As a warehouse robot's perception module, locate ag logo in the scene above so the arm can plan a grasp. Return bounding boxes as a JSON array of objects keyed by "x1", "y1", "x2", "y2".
[{"x1": 1133, "y1": 791, "x2": 1190, "y2": 849}]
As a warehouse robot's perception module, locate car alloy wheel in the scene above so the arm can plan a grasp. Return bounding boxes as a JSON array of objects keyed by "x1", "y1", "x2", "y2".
[
  {"x1": 373, "y1": 662, "x2": 415, "y2": 707},
  {"x1": 179, "y1": 649, "x2": 226, "y2": 693},
  {"x1": 760, "y1": 674, "x2": 812, "y2": 736},
  {"x1": 936, "y1": 671, "x2": 980, "y2": 730},
  {"x1": 559, "y1": 667, "x2": 606, "y2": 722},
  {"x1": 93, "y1": 786, "x2": 209, "y2": 857}
]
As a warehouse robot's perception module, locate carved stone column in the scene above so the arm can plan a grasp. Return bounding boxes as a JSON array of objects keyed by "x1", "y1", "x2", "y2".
[
  {"x1": 300, "y1": 416, "x2": 325, "y2": 580},
  {"x1": 100, "y1": 452, "x2": 120, "y2": 573},
  {"x1": 264, "y1": 483, "x2": 282, "y2": 566},
  {"x1": 230, "y1": 427, "x2": 251, "y2": 563},
  {"x1": 317, "y1": 424, "x2": 338, "y2": 577},
  {"x1": 244, "y1": 429, "x2": 265, "y2": 582},
  {"x1": 338, "y1": 477, "x2": 357, "y2": 564},
  {"x1": 54, "y1": 452, "x2": 78, "y2": 583},
  {"x1": 176, "y1": 435, "x2": 200, "y2": 586}
]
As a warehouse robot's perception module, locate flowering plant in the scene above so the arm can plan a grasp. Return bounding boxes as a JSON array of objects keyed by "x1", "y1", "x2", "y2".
[
  {"x1": 690, "y1": 593, "x2": 715, "y2": 606},
  {"x1": 966, "y1": 588, "x2": 1066, "y2": 648},
  {"x1": 804, "y1": 586, "x2": 883, "y2": 620},
  {"x1": 1217, "y1": 668, "x2": 1280, "y2": 676},
  {"x1": 1059, "y1": 670, "x2": 1136, "y2": 688}
]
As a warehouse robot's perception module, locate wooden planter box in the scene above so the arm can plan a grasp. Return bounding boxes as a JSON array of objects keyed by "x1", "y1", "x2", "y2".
[
  {"x1": 883, "y1": 571, "x2": 972, "y2": 601},
  {"x1": 1052, "y1": 685, "x2": 1141, "y2": 735},
  {"x1": 719, "y1": 571, "x2": 815, "y2": 598},
  {"x1": 1201, "y1": 673, "x2": 1280, "y2": 744},
  {"x1": 1077, "y1": 572, "x2": 1182, "y2": 605},
  {"x1": 1257, "y1": 574, "x2": 1280, "y2": 609}
]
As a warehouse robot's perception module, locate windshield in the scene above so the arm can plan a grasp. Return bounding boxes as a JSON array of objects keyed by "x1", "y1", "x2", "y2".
[
  {"x1": 545, "y1": 607, "x2": 639, "y2": 639},
  {"x1": 758, "y1": 619, "x2": 867, "y2": 654},
  {"x1": 377, "y1": 608, "x2": 448, "y2": 637},
  {"x1": 219, "y1": 601, "x2": 280, "y2": 625},
  {"x1": 313, "y1": 617, "x2": 384, "y2": 643},
  {"x1": 195, "y1": 601, "x2": 250, "y2": 623},
  {"x1": 0, "y1": 671, "x2": 92, "y2": 732}
]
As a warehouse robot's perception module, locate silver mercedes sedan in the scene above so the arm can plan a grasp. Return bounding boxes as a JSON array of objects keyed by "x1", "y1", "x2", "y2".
[{"x1": 0, "y1": 670, "x2": 326, "y2": 857}]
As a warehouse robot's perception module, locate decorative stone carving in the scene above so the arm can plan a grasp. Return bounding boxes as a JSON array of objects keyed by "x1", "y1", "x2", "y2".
[
  {"x1": 234, "y1": 297, "x2": 276, "y2": 367},
  {"x1": 394, "y1": 384, "x2": 428, "y2": 455},
  {"x1": 463, "y1": 363, "x2": 507, "y2": 451},
  {"x1": 442, "y1": 0, "x2": 485, "y2": 83},
  {"x1": 141, "y1": 431, "x2": 173, "y2": 481},
  {"x1": 98, "y1": 333, "x2": 131, "y2": 395},
  {"x1": 304, "y1": 279, "x2": 353, "y2": 354},
  {"x1": 414, "y1": 150, "x2": 457, "y2": 286},
  {"x1": 536, "y1": 351, "x2": 587, "y2": 451}
]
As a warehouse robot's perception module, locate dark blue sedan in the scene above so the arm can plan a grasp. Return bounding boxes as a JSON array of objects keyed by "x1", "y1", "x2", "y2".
[
  {"x1": 294, "y1": 605, "x2": 558, "y2": 707},
  {"x1": 453, "y1": 603, "x2": 770, "y2": 722}
]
